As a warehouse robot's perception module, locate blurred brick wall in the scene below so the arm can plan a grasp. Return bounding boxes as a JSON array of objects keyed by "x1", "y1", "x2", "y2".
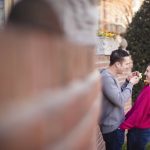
[
  {"x1": 0, "y1": 29, "x2": 101, "y2": 150},
  {"x1": 0, "y1": 0, "x2": 101, "y2": 149},
  {"x1": 96, "y1": 54, "x2": 132, "y2": 150}
]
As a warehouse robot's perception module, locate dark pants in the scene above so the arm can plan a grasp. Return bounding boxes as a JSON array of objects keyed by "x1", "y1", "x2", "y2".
[
  {"x1": 127, "y1": 128, "x2": 150, "y2": 150},
  {"x1": 102, "y1": 129, "x2": 125, "y2": 150}
]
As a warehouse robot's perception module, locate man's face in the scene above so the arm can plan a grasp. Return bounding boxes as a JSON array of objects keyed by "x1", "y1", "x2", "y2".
[
  {"x1": 117, "y1": 56, "x2": 130, "y2": 74},
  {"x1": 144, "y1": 66, "x2": 150, "y2": 83}
]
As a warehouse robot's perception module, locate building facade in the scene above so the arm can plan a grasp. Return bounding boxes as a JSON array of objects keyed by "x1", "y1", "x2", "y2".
[{"x1": 99, "y1": 0, "x2": 144, "y2": 34}]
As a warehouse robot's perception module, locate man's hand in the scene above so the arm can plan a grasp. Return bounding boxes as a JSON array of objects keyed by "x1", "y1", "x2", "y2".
[
  {"x1": 127, "y1": 71, "x2": 142, "y2": 81},
  {"x1": 132, "y1": 71, "x2": 142, "y2": 79},
  {"x1": 129, "y1": 76, "x2": 140, "y2": 85}
]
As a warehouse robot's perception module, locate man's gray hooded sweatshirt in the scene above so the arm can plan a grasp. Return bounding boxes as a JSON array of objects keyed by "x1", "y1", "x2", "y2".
[{"x1": 100, "y1": 69, "x2": 133, "y2": 134}]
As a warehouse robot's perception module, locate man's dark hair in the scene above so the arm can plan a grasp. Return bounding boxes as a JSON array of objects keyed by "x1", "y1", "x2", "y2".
[{"x1": 110, "y1": 48, "x2": 130, "y2": 66}]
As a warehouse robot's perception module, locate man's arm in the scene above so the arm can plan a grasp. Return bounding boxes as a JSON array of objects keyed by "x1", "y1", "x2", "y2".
[
  {"x1": 121, "y1": 79, "x2": 129, "y2": 91},
  {"x1": 102, "y1": 76, "x2": 133, "y2": 108}
]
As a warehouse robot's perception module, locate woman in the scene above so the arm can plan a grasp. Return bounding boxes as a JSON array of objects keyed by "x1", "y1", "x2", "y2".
[{"x1": 120, "y1": 64, "x2": 150, "y2": 150}]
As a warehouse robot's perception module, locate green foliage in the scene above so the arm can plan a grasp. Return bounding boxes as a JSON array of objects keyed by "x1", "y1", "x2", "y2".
[
  {"x1": 146, "y1": 142, "x2": 150, "y2": 150},
  {"x1": 125, "y1": 0, "x2": 150, "y2": 100},
  {"x1": 122, "y1": 143, "x2": 127, "y2": 150},
  {"x1": 122, "y1": 142, "x2": 150, "y2": 150}
]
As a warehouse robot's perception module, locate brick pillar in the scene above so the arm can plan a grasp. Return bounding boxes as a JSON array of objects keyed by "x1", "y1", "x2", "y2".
[{"x1": 0, "y1": 0, "x2": 101, "y2": 150}]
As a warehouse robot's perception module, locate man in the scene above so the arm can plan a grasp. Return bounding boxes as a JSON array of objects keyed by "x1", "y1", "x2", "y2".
[{"x1": 99, "y1": 49, "x2": 139, "y2": 150}]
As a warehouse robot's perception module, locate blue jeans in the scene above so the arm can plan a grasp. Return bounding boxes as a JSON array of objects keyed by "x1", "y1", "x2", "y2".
[
  {"x1": 127, "y1": 128, "x2": 150, "y2": 150},
  {"x1": 102, "y1": 129, "x2": 125, "y2": 150}
]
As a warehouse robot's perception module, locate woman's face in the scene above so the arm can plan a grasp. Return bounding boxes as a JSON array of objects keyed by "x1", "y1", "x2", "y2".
[{"x1": 144, "y1": 65, "x2": 150, "y2": 83}]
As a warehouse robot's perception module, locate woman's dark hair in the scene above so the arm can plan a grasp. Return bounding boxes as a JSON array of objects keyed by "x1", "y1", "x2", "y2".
[{"x1": 110, "y1": 48, "x2": 130, "y2": 66}]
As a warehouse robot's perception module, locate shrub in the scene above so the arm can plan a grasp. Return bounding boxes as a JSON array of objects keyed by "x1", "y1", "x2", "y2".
[{"x1": 125, "y1": 0, "x2": 150, "y2": 100}]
